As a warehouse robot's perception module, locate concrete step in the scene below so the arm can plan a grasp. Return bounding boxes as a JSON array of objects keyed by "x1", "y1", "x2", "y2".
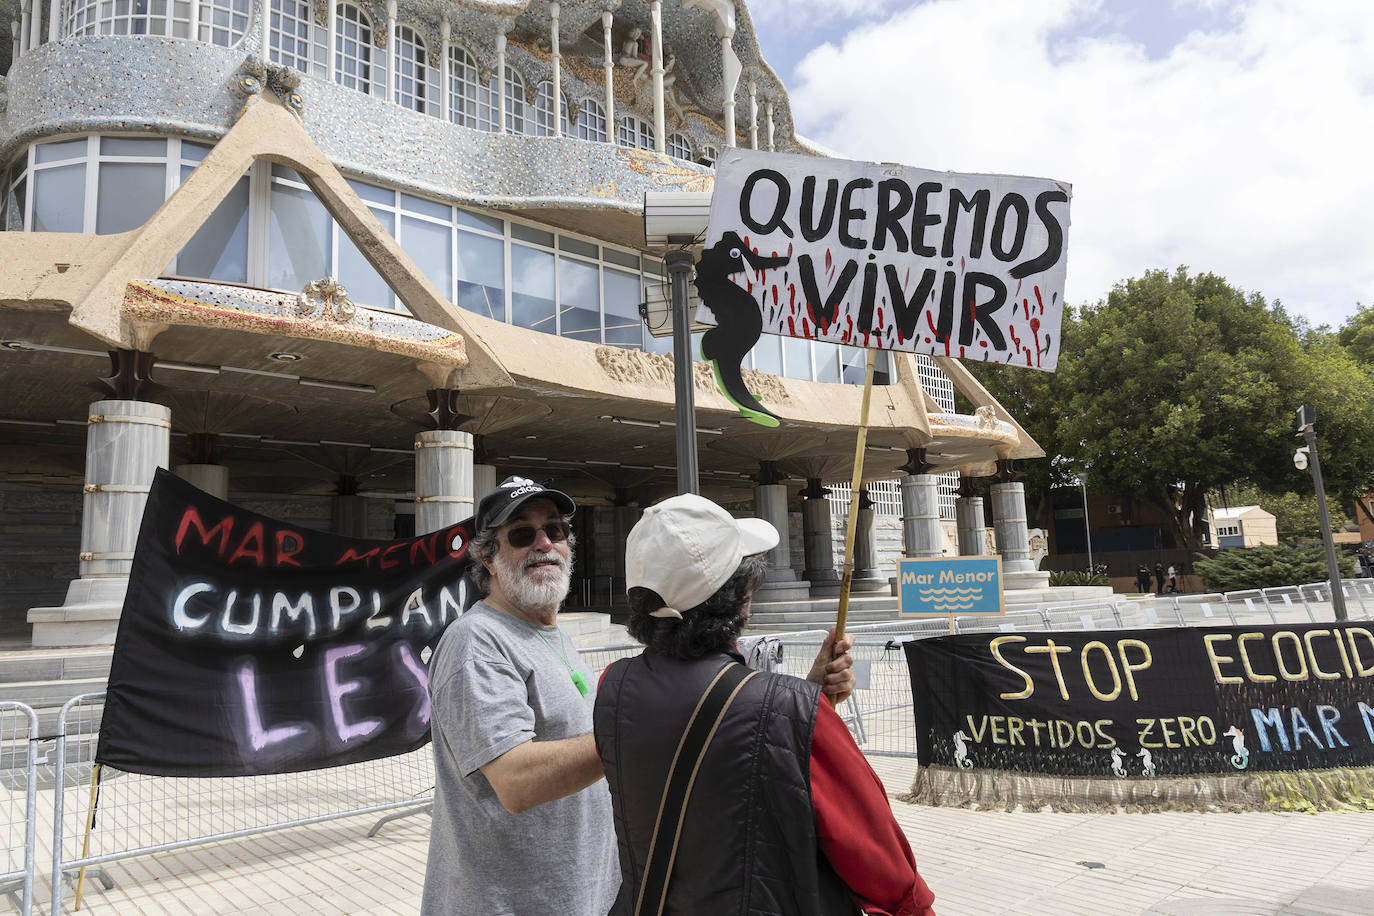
[
  {"x1": 0, "y1": 647, "x2": 112, "y2": 684},
  {"x1": 0, "y1": 677, "x2": 107, "y2": 709}
]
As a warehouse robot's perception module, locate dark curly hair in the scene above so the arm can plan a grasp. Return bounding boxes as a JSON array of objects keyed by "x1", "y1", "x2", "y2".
[{"x1": 627, "y1": 555, "x2": 766, "y2": 659}]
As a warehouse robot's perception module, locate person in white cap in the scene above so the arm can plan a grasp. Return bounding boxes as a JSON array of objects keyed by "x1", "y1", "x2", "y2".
[
  {"x1": 423, "y1": 476, "x2": 618, "y2": 916},
  {"x1": 593, "y1": 493, "x2": 935, "y2": 916}
]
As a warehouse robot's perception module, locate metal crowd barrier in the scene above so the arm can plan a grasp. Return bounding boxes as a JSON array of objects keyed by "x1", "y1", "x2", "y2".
[
  {"x1": 49, "y1": 692, "x2": 435, "y2": 913},
  {"x1": 0, "y1": 703, "x2": 38, "y2": 915}
]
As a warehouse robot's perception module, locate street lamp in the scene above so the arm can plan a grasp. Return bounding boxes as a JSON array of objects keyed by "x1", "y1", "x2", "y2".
[
  {"x1": 1076, "y1": 473, "x2": 1094, "y2": 574},
  {"x1": 1296, "y1": 404, "x2": 1348, "y2": 621}
]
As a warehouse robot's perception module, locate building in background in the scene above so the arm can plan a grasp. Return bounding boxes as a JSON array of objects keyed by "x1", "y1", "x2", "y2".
[
  {"x1": 0, "y1": 0, "x2": 1043, "y2": 646},
  {"x1": 1203, "y1": 506, "x2": 1278, "y2": 549}
]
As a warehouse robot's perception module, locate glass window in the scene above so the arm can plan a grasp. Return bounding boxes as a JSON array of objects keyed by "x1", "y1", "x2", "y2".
[
  {"x1": 666, "y1": 133, "x2": 692, "y2": 161},
  {"x1": 5, "y1": 175, "x2": 25, "y2": 232},
  {"x1": 401, "y1": 192, "x2": 449, "y2": 222},
  {"x1": 603, "y1": 267, "x2": 643, "y2": 348},
  {"x1": 814, "y1": 341, "x2": 842, "y2": 384},
  {"x1": 558, "y1": 257, "x2": 599, "y2": 343},
  {"x1": 100, "y1": 137, "x2": 167, "y2": 158},
  {"x1": 401, "y1": 214, "x2": 452, "y2": 300},
  {"x1": 181, "y1": 140, "x2": 212, "y2": 162},
  {"x1": 268, "y1": 180, "x2": 331, "y2": 291},
  {"x1": 334, "y1": 3, "x2": 373, "y2": 94},
  {"x1": 96, "y1": 162, "x2": 165, "y2": 234},
  {"x1": 559, "y1": 235, "x2": 597, "y2": 259},
  {"x1": 35, "y1": 139, "x2": 88, "y2": 164},
  {"x1": 456, "y1": 229, "x2": 504, "y2": 321},
  {"x1": 269, "y1": 0, "x2": 316, "y2": 73},
  {"x1": 198, "y1": 0, "x2": 251, "y2": 46},
  {"x1": 511, "y1": 222, "x2": 554, "y2": 248},
  {"x1": 347, "y1": 177, "x2": 392, "y2": 206},
  {"x1": 783, "y1": 335, "x2": 812, "y2": 380},
  {"x1": 178, "y1": 172, "x2": 250, "y2": 283},
  {"x1": 394, "y1": 25, "x2": 429, "y2": 114},
  {"x1": 337, "y1": 208, "x2": 394, "y2": 310},
  {"x1": 532, "y1": 81, "x2": 557, "y2": 137},
  {"x1": 457, "y1": 208, "x2": 502, "y2": 234},
  {"x1": 448, "y1": 46, "x2": 481, "y2": 128},
  {"x1": 604, "y1": 247, "x2": 639, "y2": 270},
  {"x1": 504, "y1": 67, "x2": 527, "y2": 134},
  {"x1": 511, "y1": 244, "x2": 555, "y2": 333},
  {"x1": 751, "y1": 334, "x2": 782, "y2": 376},
  {"x1": 575, "y1": 99, "x2": 607, "y2": 142},
  {"x1": 617, "y1": 116, "x2": 653, "y2": 150},
  {"x1": 32, "y1": 164, "x2": 86, "y2": 233}
]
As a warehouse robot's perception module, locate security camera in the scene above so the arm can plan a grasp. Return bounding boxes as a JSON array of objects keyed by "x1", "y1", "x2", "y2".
[{"x1": 1294, "y1": 447, "x2": 1309, "y2": 471}]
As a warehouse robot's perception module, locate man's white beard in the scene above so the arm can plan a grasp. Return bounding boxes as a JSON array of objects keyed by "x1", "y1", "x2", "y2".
[{"x1": 494, "y1": 546, "x2": 572, "y2": 614}]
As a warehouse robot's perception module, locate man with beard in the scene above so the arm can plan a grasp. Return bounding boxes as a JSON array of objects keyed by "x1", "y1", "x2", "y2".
[{"x1": 421, "y1": 476, "x2": 618, "y2": 915}]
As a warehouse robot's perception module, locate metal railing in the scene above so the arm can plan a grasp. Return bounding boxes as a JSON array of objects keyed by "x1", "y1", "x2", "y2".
[
  {"x1": 0, "y1": 703, "x2": 39, "y2": 916},
  {"x1": 49, "y1": 692, "x2": 434, "y2": 913}
]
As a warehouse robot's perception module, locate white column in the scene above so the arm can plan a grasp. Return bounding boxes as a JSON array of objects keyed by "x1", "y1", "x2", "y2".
[
  {"x1": 601, "y1": 10, "x2": 614, "y2": 134},
  {"x1": 28, "y1": 0, "x2": 39, "y2": 51},
  {"x1": 415, "y1": 430, "x2": 474, "y2": 535},
  {"x1": 754, "y1": 482, "x2": 795, "y2": 582},
  {"x1": 495, "y1": 28, "x2": 507, "y2": 133},
  {"x1": 901, "y1": 474, "x2": 942, "y2": 558},
  {"x1": 260, "y1": 0, "x2": 270, "y2": 62},
  {"x1": 29, "y1": 400, "x2": 171, "y2": 646},
  {"x1": 174, "y1": 464, "x2": 229, "y2": 500},
  {"x1": 956, "y1": 494, "x2": 987, "y2": 556},
  {"x1": 439, "y1": 17, "x2": 450, "y2": 123},
  {"x1": 187, "y1": 0, "x2": 201, "y2": 42},
  {"x1": 549, "y1": 2, "x2": 562, "y2": 138},
  {"x1": 801, "y1": 482, "x2": 837, "y2": 583},
  {"x1": 12, "y1": 19, "x2": 21, "y2": 64},
  {"x1": 748, "y1": 78, "x2": 758, "y2": 150},
  {"x1": 766, "y1": 99, "x2": 774, "y2": 151},
  {"x1": 649, "y1": 0, "x2": 665, "y2": 152},
  {"x1": 19, "y1": 0, "x2": 30, "y2": 54},
  {"x1": 473, "y1": 463, "x2": 497, "y2": 506},
  {"x1": 326, "y1": 0, "x2": 337, "y2": 81},
  {"x1": 991, "y1": 481, "x2": 1036, "y2": 574},
  {"x1": 385, "y1": 0, "x2": 397, "y2": 103},
  {"x1": 49, "y1": 0, "x2": 62, "y2": 43}
]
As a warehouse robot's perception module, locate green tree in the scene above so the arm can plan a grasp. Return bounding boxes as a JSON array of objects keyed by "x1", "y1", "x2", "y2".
[
  {"x1": 1336, "y1": 302, "x2": 1374, "y2": 367},
  {"x1": 1193, "y1": 544, "x2": 1355, "y2": 592}
]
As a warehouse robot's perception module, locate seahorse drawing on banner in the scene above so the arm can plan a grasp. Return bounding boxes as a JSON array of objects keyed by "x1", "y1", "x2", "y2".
[
  {"x1": 1137, "y1": 747, "x2": 1156, "y2": 777},
  {"x1": 1110, "y1": 747, "x2": 1127, "y2": 778},
  {"x1": 1224, "y1": 725, "x2": 1250, "y2": 770},
  {"x1": 952, "y1": 730, "x2": 973, "y2": 769}
]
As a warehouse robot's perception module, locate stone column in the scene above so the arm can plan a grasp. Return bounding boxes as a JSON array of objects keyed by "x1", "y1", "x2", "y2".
[
  {"x1": 990, "y1": 460, "x2": 1049, "y2": 589},
  {"x1": 649, "y1": 0, "x2": 665, "y2": 152},
  {"x1": 748, "y1": 77, "x2": 758, "y2": 149},
  {"x1": 601, "y1": 10, "x2": 615, "y2": 131},
  {"x1": 332, "y1": 474, "x2": 368, "y2": 537},
  {"x1": 439, "y1": 17, "x2": 451, "y2": 122},
  {"x1": 29, "y1": 399, "x2": 171, "y2": 646},
  {"x1": 414, "y1": 429, "x2": 474, "y2": 535},
  {"x1": 495, "y1": 24, "x2": 507, "y2": 133},
  {"x1": 901, "y1": 474, "x2": 942, "y2": 558},
  {"x1": 956, "y1": 493, "x2": 987, "y2": 556},
  {"x1": 473, "y1": 463, "x2": 497, "y2": 507},
  {"x1": 549, "y1": 1, "x2": 562, "y2": 138},
  {"x1": 753, "y1": 462, "x2": 809, "y2": 600},
  {"x1": 385, "y1": 0, "x2": 397, "y2": 102},
  {"x1": 175, "y1": 464, "x2": 229, "y2": 500},
  {"x1": 800, "y1": 478, "x2": 837, "y2": 585}
]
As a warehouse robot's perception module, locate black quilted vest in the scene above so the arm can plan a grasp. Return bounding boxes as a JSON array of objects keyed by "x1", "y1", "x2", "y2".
[{"x1": 594, "y1": 649, "x2": 855, "y2": 916}]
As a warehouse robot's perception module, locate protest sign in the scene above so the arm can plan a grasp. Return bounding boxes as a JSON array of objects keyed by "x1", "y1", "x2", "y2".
[
  {"x1": 703, "y1": 147, "x2": 1071, "y2": 371},
  {"x1": 96, "y1": 469, "x2": 473, "y2": 777},
  {"x1": 905, "y1": 623, "x2": 1374, "y2": 778}
]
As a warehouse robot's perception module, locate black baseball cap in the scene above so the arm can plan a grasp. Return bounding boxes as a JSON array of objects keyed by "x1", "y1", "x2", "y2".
[{"x1": 476, "y1": 476, "x2": 576, "y2": 533}]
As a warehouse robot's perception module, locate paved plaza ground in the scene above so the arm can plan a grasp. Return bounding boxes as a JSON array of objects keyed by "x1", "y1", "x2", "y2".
[{"x1": 29, "y1": 752, "x2": 1372, "y2": 916}]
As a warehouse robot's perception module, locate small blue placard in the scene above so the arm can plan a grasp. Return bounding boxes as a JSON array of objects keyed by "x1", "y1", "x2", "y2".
[{"x1": 897, "y1": 556, "x2": 1004, "y2": 617}]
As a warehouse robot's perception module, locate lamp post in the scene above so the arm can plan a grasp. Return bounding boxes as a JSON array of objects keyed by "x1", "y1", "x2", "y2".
[
  {"x1": 1296, "y1": 404, "x2": 1347, "y2": 621},
  {"x1": 1077, "y1": 473, "x2": 1094, "y2": 574}
]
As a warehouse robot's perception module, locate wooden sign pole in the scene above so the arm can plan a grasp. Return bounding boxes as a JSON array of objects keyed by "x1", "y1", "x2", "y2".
[
  {"x1": 74, "y1": 763, "x2": 102, "y2": 910},
  {"x1": 833, "y1": 346, "x2": 878, "y2": 647}
]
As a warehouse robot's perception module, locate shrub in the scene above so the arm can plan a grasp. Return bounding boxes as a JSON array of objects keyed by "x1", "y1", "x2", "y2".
[
  {"x1": 1048, "y1": 570, "x2": 1109, "y2": 587},
  {"x1": 1192, "y1": 544, "x2": 1356, "y2": 593}
]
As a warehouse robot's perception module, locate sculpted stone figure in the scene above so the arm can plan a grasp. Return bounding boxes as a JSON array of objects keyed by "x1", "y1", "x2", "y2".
[{"x1": 619, "y1": 27, "x2": 650, "y2": 86}]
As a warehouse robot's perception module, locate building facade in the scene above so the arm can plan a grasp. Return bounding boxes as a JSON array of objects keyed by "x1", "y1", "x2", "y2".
[{"x1": 1, "y1": 0, "x2": 1043, "y2": 645}]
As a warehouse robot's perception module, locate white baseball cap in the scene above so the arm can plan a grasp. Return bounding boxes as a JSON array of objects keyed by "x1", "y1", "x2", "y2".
[{"x1": 626, "y1": 494, "x2": 779, "y2": 617}]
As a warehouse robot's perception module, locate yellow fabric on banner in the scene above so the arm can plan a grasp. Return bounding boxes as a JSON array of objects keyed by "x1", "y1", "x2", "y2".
[{"x1": 903, "y1": 765, "x2": 1374, "y2": 813}]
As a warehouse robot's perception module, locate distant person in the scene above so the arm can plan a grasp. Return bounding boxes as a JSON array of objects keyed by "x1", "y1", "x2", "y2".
[
  {"x1": 1135, "y1": 564, "x2": 1151, "y2": 593},
  {"x1": 1167, "y1": 564, "x2": 1178, "y2": 593},
  {"x1": 1153, "y1": 562, "x2": 1166, "y2": 595}
]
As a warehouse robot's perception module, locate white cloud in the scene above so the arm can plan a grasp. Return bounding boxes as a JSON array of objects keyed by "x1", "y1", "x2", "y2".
[{"x1": 786, "y1": 0, "x2": 1374, "y2": 326}]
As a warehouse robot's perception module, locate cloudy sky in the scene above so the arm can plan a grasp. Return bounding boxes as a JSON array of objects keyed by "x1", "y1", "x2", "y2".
[{"x1": 746, "y1": 0, "x2": 1374, "y2": 329}]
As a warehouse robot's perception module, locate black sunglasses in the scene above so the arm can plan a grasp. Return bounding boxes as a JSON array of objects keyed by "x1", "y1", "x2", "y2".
[{"x1": 502, "y1": 521, "x2": 570, "y2": 549}]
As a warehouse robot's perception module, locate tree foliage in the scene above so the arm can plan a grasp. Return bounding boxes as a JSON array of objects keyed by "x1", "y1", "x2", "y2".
[
  {"x1": 1193, "y1": 544, "x2": 1355, "y2": 593},
  {"x1": 970, "y1": 268, "x2": 1374, "y2": 550}
]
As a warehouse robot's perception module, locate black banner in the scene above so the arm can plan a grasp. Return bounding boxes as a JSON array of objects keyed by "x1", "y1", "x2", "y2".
[
  {"x1": 906, "y1": 624, "x2": 1374, "y2": 777},
  {"x1": 97, "y1": 469, "x2": 474, "y2": 777}
]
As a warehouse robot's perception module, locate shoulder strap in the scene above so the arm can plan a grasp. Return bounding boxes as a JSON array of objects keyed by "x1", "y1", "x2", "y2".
[{"x1": 633, "y1": 662, "x2": 757, "y2": 916}]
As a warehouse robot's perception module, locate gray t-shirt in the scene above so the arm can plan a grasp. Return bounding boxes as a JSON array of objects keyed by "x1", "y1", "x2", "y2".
[{"x1": 421, "y1": 600, "x2": 619, "y2": 916}]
